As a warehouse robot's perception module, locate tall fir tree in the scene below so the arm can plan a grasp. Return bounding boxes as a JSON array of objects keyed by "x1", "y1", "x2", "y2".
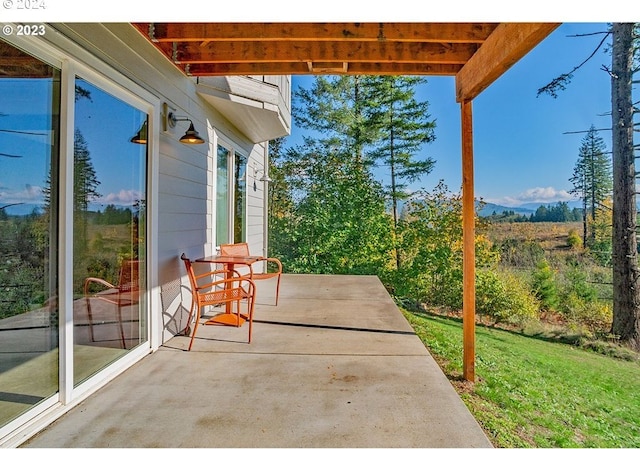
[
  {"x1": 292, "y1": 75, "x2": 379, "y2": 163},
  {"x1": 610, "y1": 23, "x2": 640, "y2": 350},
  {"x1": 568, "y1": 125, "x2": 612, "y2": 248},
  {"x1": 362, "y1": 76, "x2": 436, "y2": 269},
  {"x1": 73, "y1": 129, "x2": 100, "y2": 254}
]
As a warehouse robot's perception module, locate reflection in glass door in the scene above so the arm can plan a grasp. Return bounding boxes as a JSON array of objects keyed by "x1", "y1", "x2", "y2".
[
  {"x1": 72, "y1": 77, "x2": 147, "y2": 386},
  {"x1": 0, "y1": 41, "x2": 60, "y2": 427}
]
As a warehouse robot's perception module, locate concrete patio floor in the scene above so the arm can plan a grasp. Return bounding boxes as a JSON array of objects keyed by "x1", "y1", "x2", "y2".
[{"x1": 23, "y1": 274, "x2": 492, "y2": 448}]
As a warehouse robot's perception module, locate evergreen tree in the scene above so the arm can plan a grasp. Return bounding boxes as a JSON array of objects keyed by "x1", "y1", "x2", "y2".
[
  {"x1": 292, "y1": 75, "x2": 378, "y2": 163},
  {"x1": 610, "y1": 23, "x2": 640, "y2": 349},
  {"x1": 73, "y1": 129, "x2": 100, "y2": 254},
  {"x1": 569, "y1": 125, "x2": 612, "y2": 247},
  {"x1": 362, "y1": 76, "x2": 436, "y2": 268}
]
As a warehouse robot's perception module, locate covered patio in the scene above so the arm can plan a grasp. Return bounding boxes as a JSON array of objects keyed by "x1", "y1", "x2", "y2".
[{"x1": 23, "y1": 273, "x2": 492, "y2": 447}]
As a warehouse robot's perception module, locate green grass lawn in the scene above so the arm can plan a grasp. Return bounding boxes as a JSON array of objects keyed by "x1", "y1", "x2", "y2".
[{"x1": 401, "y1": 309, "x2": 640, "y2": 448}]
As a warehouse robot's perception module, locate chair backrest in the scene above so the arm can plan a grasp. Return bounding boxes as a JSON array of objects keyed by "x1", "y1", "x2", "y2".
[
  {"x1": 118, "y1": 259, "x2": 139, "y2": 293},
  {"x1": 219, "y1": 242, "x2": 250, "y2": 257}
]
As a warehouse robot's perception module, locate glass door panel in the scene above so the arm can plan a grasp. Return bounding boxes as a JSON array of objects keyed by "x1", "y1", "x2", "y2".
[
  {"x1": 0, "y1": 41, "x2": 60, "y2": 427},
  {"x1": 216, "y1": 145, "x2": 230, "y2": 245},
  {"x1": 72, "y1": 77, "x2": 147, "y2": 386},
  {"x1": 233, "y1": 153, "x2": 247, "y2": 243}
]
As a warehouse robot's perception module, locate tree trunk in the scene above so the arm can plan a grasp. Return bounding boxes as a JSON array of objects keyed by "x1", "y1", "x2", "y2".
[
  {"x1": 582, "y1": 195, "x2": 588, "y2": 249},
  {"x1": 610, "y1": 23, "x2": 640, "y2": 350}
]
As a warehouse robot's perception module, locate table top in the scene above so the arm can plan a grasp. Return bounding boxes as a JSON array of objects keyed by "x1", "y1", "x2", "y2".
[{"x1": 195, "y1": 254, "x2": 262, "y2": 264}]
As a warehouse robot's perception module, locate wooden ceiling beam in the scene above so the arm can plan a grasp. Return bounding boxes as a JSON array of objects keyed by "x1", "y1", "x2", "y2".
[
  {"x1": 455, "y1": 22, "x2": 560, "y2": 102},
  {"x1": 186, "y1": 61, "x2": 463, "y2": 76},
  {"x1": 163, "y1": 41, "x2": 478, "y2": 65},
  {"x1": 141, "y1": 22, "x2": 498, "y2": 44}
]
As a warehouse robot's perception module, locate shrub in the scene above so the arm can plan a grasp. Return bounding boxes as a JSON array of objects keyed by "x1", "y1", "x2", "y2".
[
  {"x1": 567, "y1": 229, "x2": 582, "y2": 249},
  {"x1": 476, "y1": 269, "x2": 540, "y2": 326},
  {"x1": 498, "y1": 238, "x2": 545, "y2": 268},
  {"x1": 560, "y1": 266, "x2": 598, "y2": 304},
  {"x1": 563, "y1": 292, "x2": 613, "y2": 336}
]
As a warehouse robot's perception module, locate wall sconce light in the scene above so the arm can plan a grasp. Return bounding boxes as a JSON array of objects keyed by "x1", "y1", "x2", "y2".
[
  {"x1": 252, "y1": 167, "x2": 272, "y2": 191},
  {"x1": 254, "y1": 167, "x2": 272, "y2": 183},
  {"x1": 162, "y1": 102, "x2": 205, "y2": 144},
  {"x1": 130, "y1": 120, "x2": 148, "y2": 144}
]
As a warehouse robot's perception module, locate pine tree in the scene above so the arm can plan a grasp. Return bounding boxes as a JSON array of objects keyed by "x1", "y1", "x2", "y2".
[{"x1": 569, "y1": 125, "x2": 612, "y2": 248}]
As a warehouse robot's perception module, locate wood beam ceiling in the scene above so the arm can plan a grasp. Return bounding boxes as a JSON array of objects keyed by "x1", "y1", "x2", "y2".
[
  {"x1": 131, "y1": 22, "x2": 559, "y2": 101},
  {"x1": 132, "y1": 22, "x2": 498, "y2": 78}
]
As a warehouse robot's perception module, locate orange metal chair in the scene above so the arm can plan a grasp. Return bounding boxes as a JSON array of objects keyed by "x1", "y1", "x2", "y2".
[
  {"x1": 219, "y1": 242, "x2": 283, "y2": 305},
  {"x1": 181, "y1": 253, "x2": 256, "y2": 350},
  {"x1": 84, "y1": 259, "x2": 140, "y2": 349}
]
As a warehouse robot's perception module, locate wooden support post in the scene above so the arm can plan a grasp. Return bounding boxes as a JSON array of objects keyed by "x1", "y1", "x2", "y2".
[{"x1": 461, "y1": 100, "x2": 476, "y2": 382}]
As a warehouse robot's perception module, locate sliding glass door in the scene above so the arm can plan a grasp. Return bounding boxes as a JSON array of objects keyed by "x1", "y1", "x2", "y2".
[
  {"x1": 0, "y1": 42, "x2": 60, "y2": 428},
  {"x1": 72, "y1": 77, "x2": 148, "y2": 385},
  {"x1": 0, "y1": 37, "x2": 150, "y2": 433}
]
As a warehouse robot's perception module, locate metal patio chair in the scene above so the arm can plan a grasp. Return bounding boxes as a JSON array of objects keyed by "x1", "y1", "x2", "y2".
[
  {"x1": 84, "y1": 259, "x2": 140, "y2": 349},
  {"x1": 181, "y1": 253, "x2": 256, "y2": 350},
  {"x1": 219, "y1": 242, "x2": 282, "y2": 306}
]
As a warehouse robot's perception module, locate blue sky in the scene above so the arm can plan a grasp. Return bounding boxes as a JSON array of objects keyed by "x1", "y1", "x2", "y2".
[{"x1": 289, "y1": 22, "x2": 617, "y2": 206}]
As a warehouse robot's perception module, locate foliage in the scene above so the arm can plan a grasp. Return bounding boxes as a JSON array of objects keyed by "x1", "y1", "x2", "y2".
[
  {"x1": 531, "y1": 258, "x2": 558, "y2": 310},
  {"x1": 560, "y1": 265, "x2": 599, "y2": 304},
  {"x1": 0, "y1": 214, "x2": 49, "y2": 318},
  {"x1": 73, "y1": 129, "x2": 101, "y2": 214},
  {"x1": 292, "y1": 75, "x2": 378, "y2": 160},
  {"x1": 360, "y1": 76, "x2": 436, "y2": 231},
  {"x1": 393, "y1": 181, "x2": 498, "y2": 309},
  {"x1": 476, "y1": 269, "x2": 540, "y2": 326},
  {"x1": 403, "y1": 310, "x2": 640, "y2": 448},
  {"x1": 587, "y1": 197, "x2": 612, "y2": 266},
  {"x1": 93, "y1": 205, "x2": 133, "y2": 225},
  {"x1": 496, "y1": 237, "x2": 545, "y2": 268},
  {"x1": 563, "y1": 292, "x2": 613, "y2": 336},
  {"x1": 529, "y1": 202, "x2": 581, "y2": 223},
  {"x1": 567, "y1": 229, "x2": 582, "y2": 249},
  {"x1": 569, "y1": 125, "x2": 612, "y2": 247},
  {"x1": 271, "y1": 141, "x2": 393, "y2": 275}
]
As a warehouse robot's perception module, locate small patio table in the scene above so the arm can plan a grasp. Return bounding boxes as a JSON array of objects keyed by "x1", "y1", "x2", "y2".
[{"x1": 194, "y1": 254, "x2": 262, "y2": 326}]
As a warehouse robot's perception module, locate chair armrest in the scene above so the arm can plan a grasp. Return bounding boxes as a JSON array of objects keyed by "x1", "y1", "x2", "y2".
[
  {"x1": 84, "y1": 277, "x2": 115, "y2": 295},
  {"x1": 264, "y1": 257, "x2": 283, "y2": 273}
]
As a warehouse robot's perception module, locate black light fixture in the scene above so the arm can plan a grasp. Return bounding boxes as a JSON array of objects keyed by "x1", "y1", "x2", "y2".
[
  {"x1": 164, "y1": 103, "x2": 205, "y2": 145},
  {"x1": 130, "y1": 120, "x2": 148, "y2": 144},
  {"x1": 176, "y1": 119, "x2": 205, "y2": 144}
]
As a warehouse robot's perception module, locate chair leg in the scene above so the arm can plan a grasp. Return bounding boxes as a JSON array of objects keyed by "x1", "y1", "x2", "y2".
[
  {"x1": 86, "y1": 296, "x2": 95, "y2": 342},
  {"x1": 275, "y1": 274, "x2": 282, "y2": 306},
  {"x1": 248, "y1": 299, "x2": 254, "y2": 343},
  {"x1": 188, "y1": 315, "x2": 200, "y2": 351},
  {"x1": 184, "y1": 294, "x2": 197, "y2": 336},
  {"x1": 117, "y1": 305, "x2": 126, "y2": 349}
]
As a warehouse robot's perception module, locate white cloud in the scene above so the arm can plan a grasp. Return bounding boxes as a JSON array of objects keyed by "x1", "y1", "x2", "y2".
[
  {"x1": 0, "y1": 184, "x2": 44, "y2": 204},
  {"x1": 96, "y1": 189, "x2": 142, "y2": 207},
  {"x1": 485, "y1": 186, "x2": 578, "y2": 206}
]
